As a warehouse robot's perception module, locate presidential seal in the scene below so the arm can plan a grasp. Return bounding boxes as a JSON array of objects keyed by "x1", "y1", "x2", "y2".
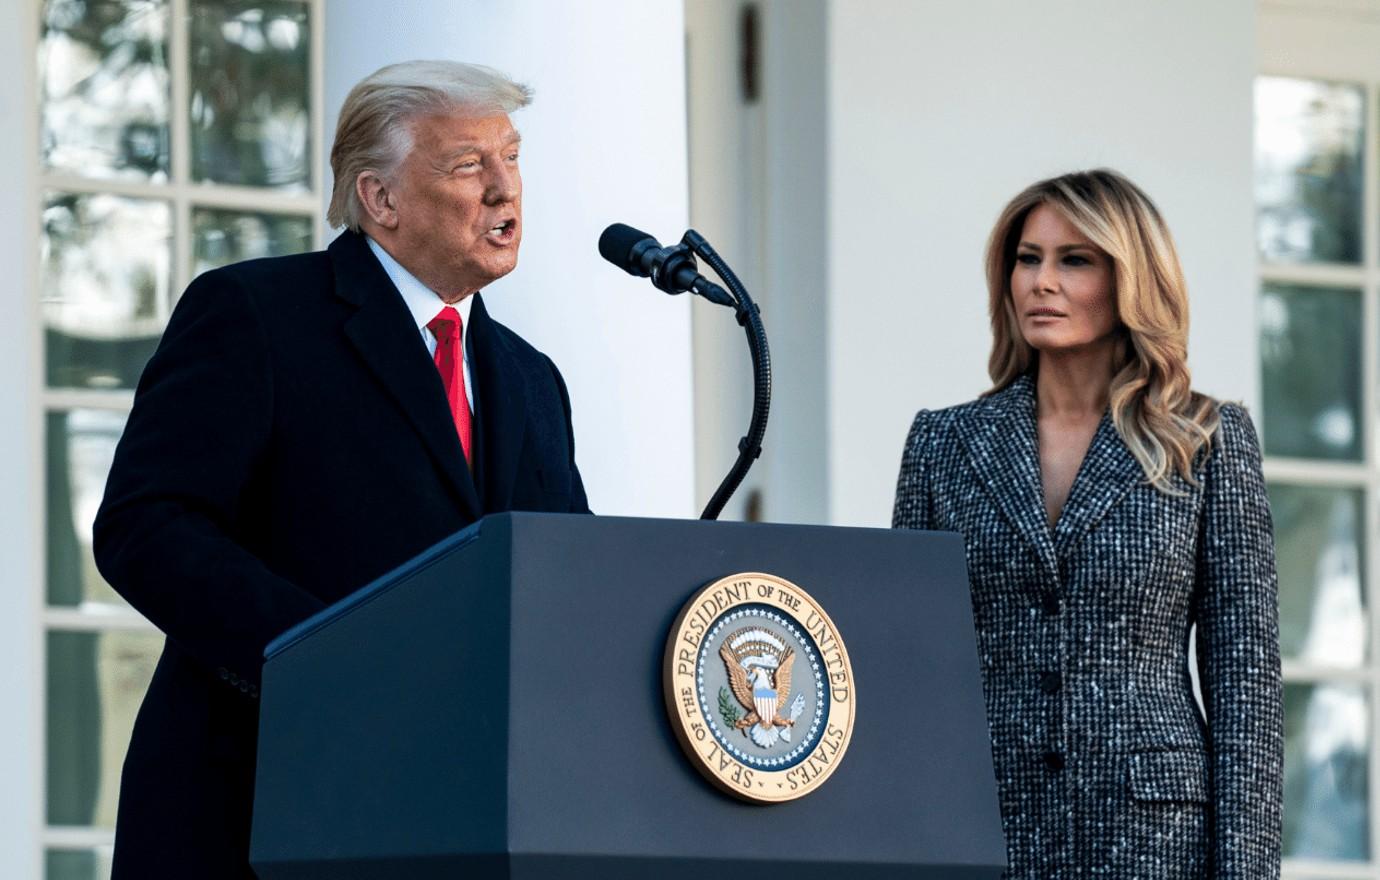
[{"x1": 663, "y1": 572, "x2": 856, "y2": 803}]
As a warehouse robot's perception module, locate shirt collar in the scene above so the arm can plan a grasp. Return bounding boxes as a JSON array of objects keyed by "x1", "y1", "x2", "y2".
[{"x1": 365, "y1": 236, "x2": 474, "y2": 339}]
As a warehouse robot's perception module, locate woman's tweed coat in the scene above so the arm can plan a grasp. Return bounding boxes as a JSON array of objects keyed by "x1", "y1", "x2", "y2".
[{"x1": 892, "y1": 374, "x2": 1283, "y2": 879}]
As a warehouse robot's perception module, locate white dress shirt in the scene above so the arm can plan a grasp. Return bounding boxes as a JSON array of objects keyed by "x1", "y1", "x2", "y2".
[{"x1": 366, "y1": 236, "x2": 474, "y2": 413}]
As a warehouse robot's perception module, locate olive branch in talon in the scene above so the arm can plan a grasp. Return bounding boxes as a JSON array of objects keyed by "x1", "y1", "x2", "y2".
[{"x1": 718, "y1": 686, "x2": 741, "y2": 727}]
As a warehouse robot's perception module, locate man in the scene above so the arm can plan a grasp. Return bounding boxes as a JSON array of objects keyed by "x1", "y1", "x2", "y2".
[{"x1": 94, "y1": 60, "x2": 589, "y2": 877}]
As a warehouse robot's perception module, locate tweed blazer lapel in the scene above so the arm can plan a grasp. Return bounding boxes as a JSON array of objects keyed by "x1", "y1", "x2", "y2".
[
  {"x1": 953, "y1": 374, "x2": 1060, "y2": 587},
  {"x1": 1051, "y1": 411, "x2": 1144, "y2": 559}
]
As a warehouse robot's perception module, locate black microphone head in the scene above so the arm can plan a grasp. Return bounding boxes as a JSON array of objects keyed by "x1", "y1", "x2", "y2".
[{"x1": 599, "y1": 223, "x2": 656, "y2": 274}]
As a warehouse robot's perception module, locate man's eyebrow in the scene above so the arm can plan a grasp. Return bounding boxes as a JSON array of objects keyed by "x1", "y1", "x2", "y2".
[{"x1": 438, "y1": 131, "x2": 522, "y2": 163}]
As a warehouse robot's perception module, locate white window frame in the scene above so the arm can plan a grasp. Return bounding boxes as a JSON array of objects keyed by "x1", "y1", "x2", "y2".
[
  {"x1": 1258, "y1": 42, "x2": 1380, "y2": 880},
  {"x1": 31, "y1": 0, "x2": 325, "y2": 869}
]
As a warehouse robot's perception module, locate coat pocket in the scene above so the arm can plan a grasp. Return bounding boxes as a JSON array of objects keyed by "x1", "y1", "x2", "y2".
[{"x1": 1127, "y1": 748, "x2": 1210, "y2": 804}]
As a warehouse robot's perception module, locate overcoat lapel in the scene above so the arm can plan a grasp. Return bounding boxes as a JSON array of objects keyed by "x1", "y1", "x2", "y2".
[
  {"x1": 467, "y1": 293, "x2": 527, "y2": 512},
  {"x1": 329, "y1": 232, "x2": 482, "y2": 520},
  {"x1": 954, "y1": 375, "x2": 1060, "y2": 588},
  {"x1": 1051, "y1": 412, "x2": 1144, "y2": 558}
]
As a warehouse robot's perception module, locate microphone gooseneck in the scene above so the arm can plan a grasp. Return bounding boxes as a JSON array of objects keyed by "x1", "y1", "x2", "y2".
[
  {"x1": 682, "y1": 229, "x2": 770, "y2": 521},
  {"x1": 598, "y1": 223, "x2": 769, "y2": 521}
]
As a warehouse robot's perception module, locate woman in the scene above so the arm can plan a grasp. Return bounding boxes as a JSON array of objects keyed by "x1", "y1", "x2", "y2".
[{"x1": 892, "y1": 169, "x2": 1282, "y2": 878}]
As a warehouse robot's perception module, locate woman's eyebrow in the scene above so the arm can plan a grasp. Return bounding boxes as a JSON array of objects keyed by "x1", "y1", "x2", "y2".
[{"x1": 1018, "y1": 241, "x2": 1096, "y2": 253}]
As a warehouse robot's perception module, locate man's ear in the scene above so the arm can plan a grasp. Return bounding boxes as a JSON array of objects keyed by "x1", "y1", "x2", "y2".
[{"x1": 356, "y1": 171, "x2": 399, "y2": 229}]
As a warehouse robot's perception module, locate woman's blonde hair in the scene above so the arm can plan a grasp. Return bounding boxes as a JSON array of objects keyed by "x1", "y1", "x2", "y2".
[{"x1": 984, "y1": 168, "x2": 1219, "y2": 493}]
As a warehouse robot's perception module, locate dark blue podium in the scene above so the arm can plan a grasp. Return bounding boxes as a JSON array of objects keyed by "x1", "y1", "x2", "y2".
[{"x1": 249, "y1": 513, "x2": 1005, "y2": 878}]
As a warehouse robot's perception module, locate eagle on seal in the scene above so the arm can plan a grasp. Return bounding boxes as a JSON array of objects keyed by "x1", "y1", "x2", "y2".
[{"x1": 721, "y1": 641, "x2": 796, "y2": 748}]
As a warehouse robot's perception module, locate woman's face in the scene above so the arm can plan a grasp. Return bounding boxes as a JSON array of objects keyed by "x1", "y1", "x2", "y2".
[{"x1": 1009, "y1": 203, "x2": 1118, "y2": 355}]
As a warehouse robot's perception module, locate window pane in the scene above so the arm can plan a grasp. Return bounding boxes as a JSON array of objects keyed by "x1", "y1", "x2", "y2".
[
  {"x1": 1269, "y1": 484, "x2": 1366, "y2": 666},
  {"x1": 47, "y1": 630, "x2": 162, "y2": 828},
  {"x1": 40, "y1": 0, "x2": 171, "y2": 181},
  {"x1": 1282, "y1": 682, "x2": 1369, "y2": 860},
  {"x1": 192, "y1": 207, "x2": 313, "y2": 276},
  {"x1": 189, "y1": 0, "x2": 310, "y2": 190},
  {"x1": 46, "y1": 848, "x2": 112, "y2": 880},
  {"x1": 1255, "y1": 76, "x2": 1364, "y2": 265},
  {"x1": 47, "y1": 410, "x2": 129, "y2": 609},
  {"x1": 43, "y1": 192, "x2": 170, "y2": 391},
  {"x1": 1259, "y1": 283, "x2": 1362, "y2": 460}
]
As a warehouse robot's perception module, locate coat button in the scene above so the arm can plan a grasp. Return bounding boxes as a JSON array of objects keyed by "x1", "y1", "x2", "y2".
[
  {"x1": 1040, "y1": 671, "x2": 1063, "y2": 694},
  {"x1": 1043, "y1": 750, "x2": 1065, "y2": 771},
  {"x1": 1040, "y1": 593, "x2": 1061, "y2": 617}
]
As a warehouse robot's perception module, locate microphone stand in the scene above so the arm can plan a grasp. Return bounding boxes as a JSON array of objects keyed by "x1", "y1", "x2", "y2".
[{"x1": 679, "y1": 229, "x2": 771, "y2": 521}]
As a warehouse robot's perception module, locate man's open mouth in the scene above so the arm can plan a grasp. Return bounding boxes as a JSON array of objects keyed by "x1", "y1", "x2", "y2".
[{"x1": 485, "y1": 219, "x2": 517, "y2": 244}]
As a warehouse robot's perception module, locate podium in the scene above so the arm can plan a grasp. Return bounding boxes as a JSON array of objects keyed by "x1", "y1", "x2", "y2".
[{"x1": 250, "y1": 513, "x2": 1006, "y2": 878}]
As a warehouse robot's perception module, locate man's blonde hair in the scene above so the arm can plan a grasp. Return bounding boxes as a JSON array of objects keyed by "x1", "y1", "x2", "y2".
[{"x1": 327, "y1": 60, "x2": 532, "y2": 231}]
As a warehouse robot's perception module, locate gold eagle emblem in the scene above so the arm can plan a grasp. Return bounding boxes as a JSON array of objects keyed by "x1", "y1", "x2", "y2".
[{"x1": 720, "y1": 627, "x2": 799, "y2": 748}]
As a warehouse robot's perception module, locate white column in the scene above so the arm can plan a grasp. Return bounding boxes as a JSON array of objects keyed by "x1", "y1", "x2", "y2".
[
  {"x1": 685, "y1": 0, "x2": 830, "y2": 525},
  {"x1": 759, "y1": 0, "x2": 829, "y2": 525},
  {"x1": 825, "y1": 0, "x2": 1258, "y2": 525},
  {"x1": 324, "y1": 0, "x2": 696, "y2": 518},
  {"x1": 685, "y1": 0, "x2": 766, "y2": 520},
  {"x1": 1, "y1": 0, "x2": 44, "y2": 875}
]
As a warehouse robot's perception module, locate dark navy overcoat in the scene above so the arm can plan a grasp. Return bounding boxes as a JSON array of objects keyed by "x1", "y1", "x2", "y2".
[{"x1": 95, "y1": 229, "x2": 590, "y2": 878}]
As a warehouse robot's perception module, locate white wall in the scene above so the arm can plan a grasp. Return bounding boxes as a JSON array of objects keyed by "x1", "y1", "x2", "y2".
[
  {"x1": 826, "y1": 0, "x2": 1259, "y2": 526},
  {"x1": 0, "y1": 0, "x2": 42, "y2": 873},
  {"x1": 686, "y1": 0, "x2": 830, "y2": 525},
  {"x1": 325, "y1": 0, "x2": 696, "y2": 519},
  {"x1": 1259, "y1": 1, "x2": 1380, "y2": 78}
]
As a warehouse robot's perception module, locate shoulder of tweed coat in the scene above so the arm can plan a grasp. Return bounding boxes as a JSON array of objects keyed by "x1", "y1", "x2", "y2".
[{"x1": 892, "y1": 373, "x2": 1282, "y2": 880}]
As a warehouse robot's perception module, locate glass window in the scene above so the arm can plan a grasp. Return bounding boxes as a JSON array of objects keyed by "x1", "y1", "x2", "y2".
[
  {"x1": 46, "y1": 630, "x2": 164, "y2": 828},
  {"x1": 42, "y1": 192, "x2": 170, "y2": 391},
  {"x1": 188, "y1": 0, "x2": 311, "y2": 190},
  {"x1": 47, "y1": 410, "x2": 130, "y2": 609},
  {"x1": 45, "y1": 848, "x2": 113, "y2": 880},
  {"x1": 39, "y1": 0, "x2": 171, "y2": 182},
  {"x1": 1255, "y1": 77, "x2": 1365, "y2": 265},
  {"x1": 1259, "y1": 282, "x2": 1362, "y2": 461},
  {"x1": 192, "y1": 207, "x2": 313, "y2": 276},
  {"x1": 1282, "y1": 682, "x2": 1370, "y2": 861},
  {"x1": 1269, "y1": 483, "x2": 1366, "y2": 667}
]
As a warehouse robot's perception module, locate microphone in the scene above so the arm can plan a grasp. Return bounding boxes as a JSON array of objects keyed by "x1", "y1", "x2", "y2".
[
  {"x1": 598, "y1": 223, "x2": 734, "y2": 306},
  {"x1": 599, "y1": 222, "x2": 770, "y2": 520}
]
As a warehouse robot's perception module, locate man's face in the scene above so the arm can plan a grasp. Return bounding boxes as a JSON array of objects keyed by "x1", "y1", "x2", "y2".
[{"x1": 387, "y1": 112, "x2": 522, "y2": 300}]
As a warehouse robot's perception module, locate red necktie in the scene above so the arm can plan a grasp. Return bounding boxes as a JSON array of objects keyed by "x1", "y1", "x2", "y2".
[{"x1": 427, "y1": 306, "x2": 472, "y2": 464}]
